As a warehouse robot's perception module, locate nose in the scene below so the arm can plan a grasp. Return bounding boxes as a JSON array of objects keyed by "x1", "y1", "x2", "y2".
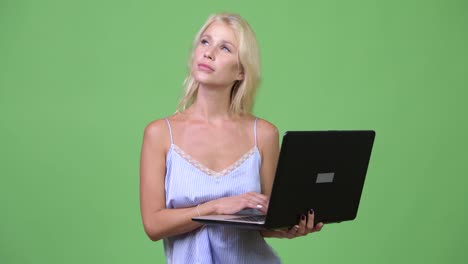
[{"x1": 203, "y1": 47, "x2": 215, "y2": 60}]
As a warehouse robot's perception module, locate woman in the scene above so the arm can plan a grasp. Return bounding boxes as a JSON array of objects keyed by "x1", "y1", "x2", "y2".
[{"x1": 140, "y1": 13, "x2": 323, "y2": 263}]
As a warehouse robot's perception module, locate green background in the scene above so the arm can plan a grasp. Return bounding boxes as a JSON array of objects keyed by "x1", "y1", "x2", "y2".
[{"x1": 1, "y1": 0, "x2": 467, "y2": 263}]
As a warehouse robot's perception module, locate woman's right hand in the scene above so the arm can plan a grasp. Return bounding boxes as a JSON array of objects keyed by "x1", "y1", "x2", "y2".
[{"x1": 208, "y1": 192, "x2": 269, "y2": 215}]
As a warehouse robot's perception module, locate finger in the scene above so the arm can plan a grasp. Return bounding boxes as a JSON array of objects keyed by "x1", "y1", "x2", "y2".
[
  {"x1": 269, "y1": 230, "x2": 289, "y2": 238},
  {"x1": 257, "y1": 204, "x2": 268, "y2": 214},
  {"x1": 244, "y1": 194, "x2": 268, "y2": 210},
  {"x1": 287, "y1": 225, "x2": 299, "y2": 239},
  {"x1": 297, "y1": 214, "x2": 307, "y2": 235},
  {"x1": 243, "y1": 199, "x2": 267, "y2": 213},
  {"x1": 247, "y1": 192, "x2": 269, "y2": 205},
  {"x1": 306, "y1": 209, "x2": 315, "y2": 231},
  {"x1": 314, "y1": 222, "x2": 324, "y2": 232},
  {"x1": 243, "y1": 193, "x2": 261, "y2": 205},
  {"x1": 247, "y1": 192, "x2": 269, "y2": 203},
  {"x1": 252, "y1": 200, "x2": 268, "y2": 210},
  {"x1": 244, "y1": 199, "x2": 261, "y2": 209}
]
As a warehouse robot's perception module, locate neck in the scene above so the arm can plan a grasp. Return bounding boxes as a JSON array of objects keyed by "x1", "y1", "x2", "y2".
[{"x1": 188, "y1": 83, "x2": 234, "y2": 122}]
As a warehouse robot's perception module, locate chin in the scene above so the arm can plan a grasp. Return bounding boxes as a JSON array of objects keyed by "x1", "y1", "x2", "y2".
[
  {"x1": 192, "y1": 73, "x2": 216, "y2": 85},
  {"x1": 193, "y1": 75, "x2": 211, "y2": 85},
  {"x1": 192, "y1": 72, "x2": 236, "y2": 88}
]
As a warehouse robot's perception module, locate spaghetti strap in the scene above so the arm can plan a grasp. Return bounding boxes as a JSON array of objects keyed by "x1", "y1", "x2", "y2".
[
  {"x1": 164, "y1": 118, "x2": 174, "y2": 145},
  {"x1": 254, "y1": 117, "x2": 258, "y2": 147}
]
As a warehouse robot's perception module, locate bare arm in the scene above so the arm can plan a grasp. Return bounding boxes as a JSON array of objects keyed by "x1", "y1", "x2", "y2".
[
  {"x1": 257, "y1": 119, "x2": 280, "y2": 198},
  {"x1": 140, "y1": 120, "x2": 207, "y2": 241}
]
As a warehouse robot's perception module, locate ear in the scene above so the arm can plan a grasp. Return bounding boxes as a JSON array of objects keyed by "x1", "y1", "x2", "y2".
[{"x1": 236, "y1": 71, "x2": 244, "y2": 81}]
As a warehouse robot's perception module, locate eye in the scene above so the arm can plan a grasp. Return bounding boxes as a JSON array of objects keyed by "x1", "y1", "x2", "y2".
[
  {"x1": 221, "y1": 45, "x2": 231, "y2": 53},
  {"x1": 200, "y1": 39, "x2": 209, "y2": 46}
]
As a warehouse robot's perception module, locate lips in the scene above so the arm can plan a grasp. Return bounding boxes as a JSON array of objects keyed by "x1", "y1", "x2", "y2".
[{"x1": 198, "y1": 63, "x2": 214, "y2": 72}]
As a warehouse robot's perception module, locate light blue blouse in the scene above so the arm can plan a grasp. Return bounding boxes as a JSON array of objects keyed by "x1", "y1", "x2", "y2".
[{"x1": 163, "y1": 118, "x2": 281, "y2": 264}]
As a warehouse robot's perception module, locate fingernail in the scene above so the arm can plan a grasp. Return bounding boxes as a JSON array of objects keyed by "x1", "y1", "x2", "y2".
[
  {"x1": 256, "y1": 205, "x2": 263, "y2": 208},
  {"x1": 301, "y1": 214, "x2": 306, "y2": 220},
  {"x1": 309, "y1": 209, "x2": 314, "y2": 214}
]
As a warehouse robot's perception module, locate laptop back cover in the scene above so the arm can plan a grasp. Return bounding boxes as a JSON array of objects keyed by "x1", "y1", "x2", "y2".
[{"x1": 264, "y1": 130, "x2": 375, "y2": 229}]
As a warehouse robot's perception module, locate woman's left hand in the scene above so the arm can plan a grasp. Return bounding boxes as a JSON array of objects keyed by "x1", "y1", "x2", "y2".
[{"x1": 260, "y1": 209, "x2": 324, "y2": 239}]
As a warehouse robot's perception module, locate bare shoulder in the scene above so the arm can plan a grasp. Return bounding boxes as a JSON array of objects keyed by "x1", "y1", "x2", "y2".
[
  {"x1": 256, "y1": 118, "x2": 278, "y2": 134},
  {"x1": 144, "y1": 118, "x2": 168, "y2": 137},
  {"x1": 256, "y1": 118, "x2": 279, "y2": 149},
  {"x1": 142, "y1": 118, "x2": 171, "y2": 152}
]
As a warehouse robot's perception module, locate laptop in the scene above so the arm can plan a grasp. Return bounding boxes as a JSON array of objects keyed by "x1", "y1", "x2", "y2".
[{"x1": 192, "y1": 130, "x2": 376, "y2": 230}]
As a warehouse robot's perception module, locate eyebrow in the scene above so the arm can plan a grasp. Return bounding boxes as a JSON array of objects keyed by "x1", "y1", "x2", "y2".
[{"x1": 201, "y1": 34, "x2": 236, "y2": 48}]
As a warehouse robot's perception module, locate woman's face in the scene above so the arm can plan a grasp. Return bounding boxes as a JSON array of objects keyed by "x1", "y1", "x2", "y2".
[{"x1": 191, "y1": 21, "x2": 244, "y2": 88}]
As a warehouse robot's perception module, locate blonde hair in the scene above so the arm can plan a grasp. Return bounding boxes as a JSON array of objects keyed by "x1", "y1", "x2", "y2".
[{"x1": 176, "y1": 13, "x2": 261, "y2": 114}]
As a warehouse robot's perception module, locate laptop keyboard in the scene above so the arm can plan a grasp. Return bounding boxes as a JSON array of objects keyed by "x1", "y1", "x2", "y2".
[{"x1": 233, "y1": 215, "x2": 266, "y2": 222}]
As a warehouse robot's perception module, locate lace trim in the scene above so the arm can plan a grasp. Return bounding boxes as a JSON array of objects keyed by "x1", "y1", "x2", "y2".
[{"x1": 172, "y1": 144, "x2": 257, "y2": 178}]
